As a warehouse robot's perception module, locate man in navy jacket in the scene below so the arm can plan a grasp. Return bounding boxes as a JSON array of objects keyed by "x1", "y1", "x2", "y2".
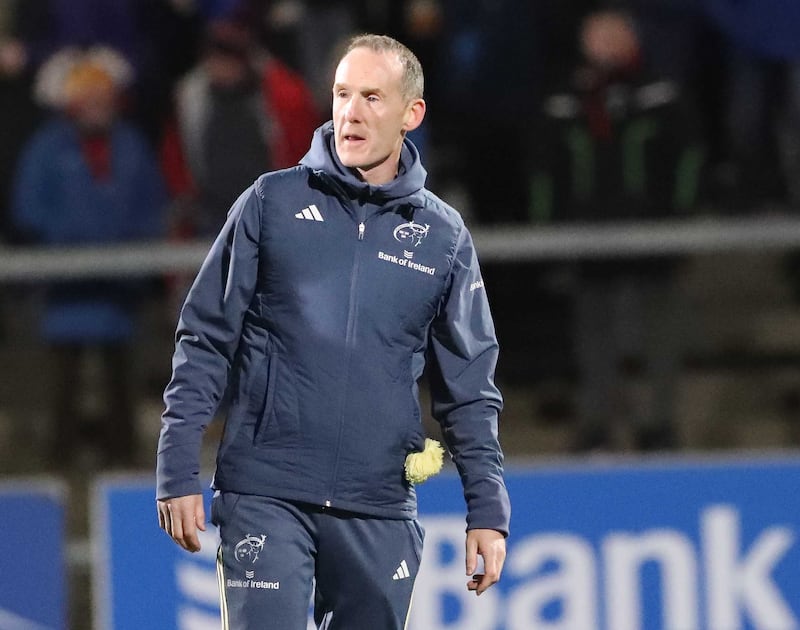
[{"x1": 157, "y1": 33, "x2": 509, "y2": 629}]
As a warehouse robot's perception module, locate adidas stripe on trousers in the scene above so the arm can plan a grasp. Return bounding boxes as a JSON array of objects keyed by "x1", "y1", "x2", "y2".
[{"x1": 212, "y1": 492, "x2": 424, "y2": 630}]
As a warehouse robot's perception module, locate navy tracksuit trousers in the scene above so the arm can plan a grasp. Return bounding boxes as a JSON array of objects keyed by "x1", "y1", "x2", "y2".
[{"x1": 212, "y1": 492, "x2": 425, "y2": 629}]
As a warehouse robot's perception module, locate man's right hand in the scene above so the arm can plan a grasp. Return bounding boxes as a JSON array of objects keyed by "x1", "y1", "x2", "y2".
[{"x1": 157, "y1": 494, "x2": 206, "y2": 552}]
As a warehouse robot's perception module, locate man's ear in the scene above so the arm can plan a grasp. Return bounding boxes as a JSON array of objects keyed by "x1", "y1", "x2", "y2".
[{"x1": 403, "y1": 98, "x2": 426, "y2": 133}]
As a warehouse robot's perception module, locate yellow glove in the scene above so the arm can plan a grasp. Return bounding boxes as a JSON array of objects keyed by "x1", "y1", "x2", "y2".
[{"x1": 404, "y1": 438, "x2": 445, "y2": 484}]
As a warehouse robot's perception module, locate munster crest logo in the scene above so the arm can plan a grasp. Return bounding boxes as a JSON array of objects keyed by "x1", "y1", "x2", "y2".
[{"x1": 393, "y1": 221, "x2": 430, "y2": 248}]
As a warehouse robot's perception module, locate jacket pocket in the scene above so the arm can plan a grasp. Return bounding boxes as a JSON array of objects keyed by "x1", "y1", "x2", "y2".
[
  {"x1": 251, "y1": 349, "x2": 299, "y2": 446},
  {"x1": 250, "y1": 348, "x2": 277, "y2": 443}
]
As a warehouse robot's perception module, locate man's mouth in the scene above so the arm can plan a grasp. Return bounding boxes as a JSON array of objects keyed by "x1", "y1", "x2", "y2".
[{"x1": 343, "y1": 134, "x2": 366, "y2": 143}]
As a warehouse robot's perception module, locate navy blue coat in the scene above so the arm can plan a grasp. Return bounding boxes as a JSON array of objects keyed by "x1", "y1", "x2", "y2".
[
  {"x1": 157, "y1": 123, "x2": 510, "y2": 535},
  {"x1": 12, "y1": 117, "x2": 165, "y2": 342}
]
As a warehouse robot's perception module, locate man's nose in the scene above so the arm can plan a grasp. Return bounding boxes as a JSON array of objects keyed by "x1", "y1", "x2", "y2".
[{"x1": 344, "y1": 96, "x2": 363, "y2": 121}]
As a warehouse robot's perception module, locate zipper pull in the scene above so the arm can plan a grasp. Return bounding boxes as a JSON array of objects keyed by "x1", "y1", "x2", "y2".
[{"x1": 358, "y1": 222, "x2": 365, "y2": 240}]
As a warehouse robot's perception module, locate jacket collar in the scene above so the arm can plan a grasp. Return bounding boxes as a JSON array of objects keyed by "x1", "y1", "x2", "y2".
[{"x1": 300, "y1": 121, "x2": 427, "y2": 208}]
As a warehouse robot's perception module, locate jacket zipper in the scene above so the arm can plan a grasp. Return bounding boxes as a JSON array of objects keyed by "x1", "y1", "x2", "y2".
[{"x1": 326, "y1": 209, "x2": 367, "y2": 506}]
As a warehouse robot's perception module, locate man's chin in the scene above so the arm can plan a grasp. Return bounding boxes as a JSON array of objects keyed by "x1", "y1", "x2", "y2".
[
  {"x1": 337, "y1": 156, "x2": 371, "y2": 172},
  {"x1": 336, "y1": 148, "x2": 365, "y2": 168}
]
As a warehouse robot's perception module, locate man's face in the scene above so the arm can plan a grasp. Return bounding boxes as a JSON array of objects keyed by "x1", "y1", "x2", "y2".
[
  {"x1": 205, "y1": 51, "x2": 250, "y2": 90},
  {"x1": 581, "y1": 12, "x2": 640, "y2": 70},
  {"x1": 332, "y1": 47, "x2": 423, "y2": 185},
  {"x1": 71, "y1": 83, "x2": 118, "y2": 132}
]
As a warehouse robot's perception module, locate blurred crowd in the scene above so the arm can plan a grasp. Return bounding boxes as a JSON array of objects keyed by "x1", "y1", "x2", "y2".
[
  {"x1": 2, "y1": 0, "x2": 800, "y2": 463},
  {"x1": 1, "y1": 0, "x2": 799, "y2": 239}
]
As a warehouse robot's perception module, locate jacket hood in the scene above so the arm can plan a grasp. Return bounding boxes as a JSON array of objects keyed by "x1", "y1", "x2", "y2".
[{"x1": 300, "y1": 121, "x2": 427, "y2": 205}]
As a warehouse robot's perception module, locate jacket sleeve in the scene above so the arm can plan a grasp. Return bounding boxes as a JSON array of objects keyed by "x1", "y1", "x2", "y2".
[
  {"x1": 156, "y1": 185, "x2": 262, "y2": 500},
  {"x1": 428, "y1": 225, "x2": 511, "y2": 536},
  {"x1": 12, "y1": 128, "x2": 51, "y2": 243}
]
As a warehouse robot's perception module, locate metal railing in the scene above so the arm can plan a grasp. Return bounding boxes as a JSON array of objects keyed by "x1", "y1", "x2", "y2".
[{"x1": 2, "y1": 213, "x2": 800, "y2": 282}]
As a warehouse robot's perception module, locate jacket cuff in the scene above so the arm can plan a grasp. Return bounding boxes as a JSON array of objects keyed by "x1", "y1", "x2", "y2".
[
  {"x1": 156, "y1": 444, "x2": 204, "y2": 500},
  {"x1": 465, "y1": 491, "x2": 511, "y2": 538}
]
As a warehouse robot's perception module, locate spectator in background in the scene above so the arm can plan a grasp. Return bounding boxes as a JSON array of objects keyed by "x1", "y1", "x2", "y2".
[
  {"x1": 11, "y1": 47, "x2": 166, "y2": 467},
  {"x1": 255, "y1": 0, "x2": 359, "y2": 114},
  {"x1": 704, "y1": 0, "x2": 800, "y2": 209},
  {"x1": 702, "y1": 1, "x2": 800, "y2": 360},
  {"x1": 160, "y1": 16, "x2": 321, "y2": 239},
  {"x1": 128, "y1": 0, "x2": 205, "y2": 146},
  {"x1": 5, "y1": 0, "x2": 203, "y2": 144},
  {"x1": 428, "y1": 0, "x2": 541, "y2": 223},
  {"x1": 0, "y1": 0, "x2": 43, "y2": 347},
  {"x1": 239, "y1": 0, "x2": 439, "y2": 113},
  {"x1": 529, "y1": 9, "x2": 705, "y2": 451},
  {"x1": 0, "y1": 0, "x2": 43, "y2": 243}
]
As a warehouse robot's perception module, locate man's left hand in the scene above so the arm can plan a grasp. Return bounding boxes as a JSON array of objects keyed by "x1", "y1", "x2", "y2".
[{"x1": 465, "y1": 528, "x2": 506, "y2": 595}]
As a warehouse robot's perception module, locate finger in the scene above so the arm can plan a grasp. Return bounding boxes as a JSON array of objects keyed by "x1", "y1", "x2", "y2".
[
  {"x1": 482, "y1": 549, "x2": 501, "y2": 586},
  {"x1": 467, "y1": 574, "x2": 491, "y2": 596},
  {"x1": 169, "y1": 502, "x2": 201, "y2": 552},
  {"x1": 465, "y1": 536, "x2": 478, "y2": 576},
  {"x1": 476, "y1": 572, "x2": 497, "y2": 595},
  {"x1": 195, "y1": 501, "x2": 207, "y2": 532},
  {"x1": 157, "y1": 503, "x2": 167, "y2": 531},
  {"x1": 162, "y1": 503, "x2": 174, "y2": 535},
  {"x1": 183, "y1": 527, "x2": 201, "y2": 552},
  {"x1": 467, "y1": 574, "x2": 482, "y2": 592},
  {"x1": 480, "y1": 550, "x2": 506, "y2": 594},
  {"x1": 178, "y1": 502, "x2": 202, "y2": 552},
  {"x1": 467, "y1": 573, "x2": 496, "y2": 596},
  {"x1": 177, "y1": 506, "x2": 202, "y2": 552},
  {"x1": 166, "y1": 503, "x2": 188, "y2": 549}
]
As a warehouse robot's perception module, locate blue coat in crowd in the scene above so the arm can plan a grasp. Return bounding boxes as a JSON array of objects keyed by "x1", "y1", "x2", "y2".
[{"x1": 12, "y1": 116, "x2": 166, "y2": 342}]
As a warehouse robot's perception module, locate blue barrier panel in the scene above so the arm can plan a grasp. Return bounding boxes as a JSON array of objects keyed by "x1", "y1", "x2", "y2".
[
  {"x1": 0, "y1": 480, "x2": 66, "y2": 630},
  {"x1": 92, "y1": 477, "x2": 221, "y2": 630},
  {"x1": 94, "y1": 454, "x2": 800, "y2": 630},
  {"x1": 411, "y1": 455, "x2": 800, "y2": 630}
]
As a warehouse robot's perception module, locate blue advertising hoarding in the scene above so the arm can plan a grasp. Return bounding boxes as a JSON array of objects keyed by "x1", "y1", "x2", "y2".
[
  {"x1": 92, "y1": 476, "x2": 221, "y2": 630},
  {"x1": 0, "y1": 480, "x2": 66, "y2": 630},
  {"x1": 411, "y1": 455, "x2": 800, "y2": 630},
  {"x1": 94, "y1": 454, "x2": 800, "y2": 630}
]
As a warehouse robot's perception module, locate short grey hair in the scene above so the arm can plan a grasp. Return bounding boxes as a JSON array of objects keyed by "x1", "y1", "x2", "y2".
[{"x1": 342, "y1": 34, "x2": 424, "y2": 101}]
